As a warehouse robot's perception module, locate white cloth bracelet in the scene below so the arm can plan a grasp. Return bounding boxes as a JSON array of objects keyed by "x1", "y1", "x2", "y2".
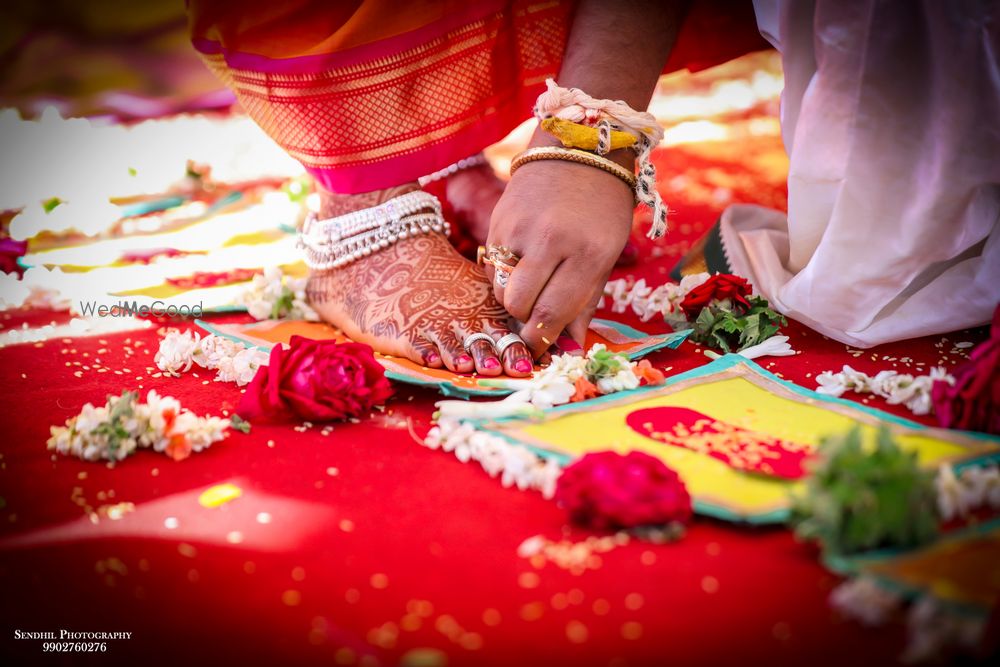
[{"x1": 534, "y1": 78, "x2": 668, "y2": 239}]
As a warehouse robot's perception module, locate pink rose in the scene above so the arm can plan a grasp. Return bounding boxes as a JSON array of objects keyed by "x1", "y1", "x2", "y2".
[
  {"x1": 555, "y1": 451, "x2": 692, "y2": 530},
  {"x1": 932, "y1": 305, "x2": 1000, "y2": 435},
  {"x1": 238, "y1": 336, "x2": 393, "y2": 422}
]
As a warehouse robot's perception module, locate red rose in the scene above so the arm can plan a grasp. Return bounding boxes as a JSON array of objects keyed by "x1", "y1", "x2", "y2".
[
  {"x1": 680, "y1": 273, "x2": 752, "y2": 318},
  {"x1": 238, "y1": 336, "x2": 393, "y2": 422},
  {"x1": 932, "y1": 305, "x2": 1000, "y2": 435},
  {"x1": 555, "y1": 451, "x2": 692, "y2": 530}
]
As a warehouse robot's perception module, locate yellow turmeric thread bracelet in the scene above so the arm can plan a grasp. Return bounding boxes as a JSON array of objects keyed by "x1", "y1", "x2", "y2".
[{"x1": 509, "y1": 147, "x2": 638, "y2": 190}]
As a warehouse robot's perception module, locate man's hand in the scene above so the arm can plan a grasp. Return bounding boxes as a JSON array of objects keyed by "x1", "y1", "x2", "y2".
[{"x1": 486, "y1": 156, "x2": 634, "y2": 357}]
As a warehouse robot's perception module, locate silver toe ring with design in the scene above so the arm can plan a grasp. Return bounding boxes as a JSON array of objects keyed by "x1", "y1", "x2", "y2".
[
  {"x1": 494, "y1": 333, "x2": 525, "y2": 357},
  {"x1": 463, "y1": 332, "x2": 496, "y2": 354}
]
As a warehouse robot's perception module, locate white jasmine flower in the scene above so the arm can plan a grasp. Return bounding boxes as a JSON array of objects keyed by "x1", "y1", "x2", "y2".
[
  {"x1": 815, "y1": 365, "x2": 952, "y2": 417},
  {"x1": 513, "y1": 372, "x2": 577, "y2": 409},
  {"x1": 603, "y1": 273, "x2": 708, "y2": 327},
  {"x1": 596, "y1": 368, "x2": 640, "y2": 394},
  {"x1": 154, "y1": 329, "x2": 201, "y2": 374},
  {"x1": 421, "y1": 416, "x2": 563, "y2": 498},
  {"x1": 47, "y1": 389, "x2": 230, "y2": 463},
  {"x1": 239, "y1": 266, "x2": 319, "y2": 321},
  {"x1": 935, "y1": 464, "x2": 964, "y2": 521},
  {"x1": 937, "y1": 464, "x2": 1000, "y2": 520},
  {"x1": 0, "y1": 272, "x2": 30, "y2": 309},
  {"x1": 195, "y1": 334, "x2": 243, "y2": 369},
  {"x1": 829, "y1": 577, "x2": 902, "y2": 627},
  {"x1": 736, "y1": 335, "x2": 796, "y2": 359},
  {"x1": 215, "y1": 347, "x2": 268, "y2": 386},
  {"x1": 545, "y1": 353, "x2": 589, "y2": 382},
  {"x1": 903, "y1": 596, "x2": 985, "y2": 664}
]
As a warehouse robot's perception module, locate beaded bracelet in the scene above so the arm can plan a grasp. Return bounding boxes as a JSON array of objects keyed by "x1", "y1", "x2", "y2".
[{"x1": 509, "y1": 146, "x2": 638, "y2": 190}]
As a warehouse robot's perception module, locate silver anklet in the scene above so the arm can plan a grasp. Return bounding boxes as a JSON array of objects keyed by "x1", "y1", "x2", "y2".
[
  {"x1": 300, "y1": 190, "x2": 442, "y2": 246},
  {"x1": 299, "y1": 193, "x2": 450, "y2": 270}
]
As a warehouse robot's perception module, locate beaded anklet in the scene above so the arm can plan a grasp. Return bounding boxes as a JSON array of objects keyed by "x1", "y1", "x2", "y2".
[{"x1": 298, "y1": 191, "x2": 450, "y2": 270}]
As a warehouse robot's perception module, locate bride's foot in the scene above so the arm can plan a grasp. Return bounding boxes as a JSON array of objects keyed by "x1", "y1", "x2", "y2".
[{"x1": 304, "y1": 185, "x2": 532, "y2": 378}]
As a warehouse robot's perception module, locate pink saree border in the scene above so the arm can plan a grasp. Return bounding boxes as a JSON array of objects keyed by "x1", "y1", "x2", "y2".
[{"x1": 303, "y1": 78, "x2": 542, "y2": 193}]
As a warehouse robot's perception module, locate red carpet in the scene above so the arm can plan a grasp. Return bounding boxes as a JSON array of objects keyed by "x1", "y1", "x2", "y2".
[{"x1": 0, "y1": 138, "x2": 988, "y2": 667}]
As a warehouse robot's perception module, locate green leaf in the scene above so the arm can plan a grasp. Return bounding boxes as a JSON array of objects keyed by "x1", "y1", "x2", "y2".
[
  {"x1": 42, "y1": 197, "x2": 63, "y2": 213},
  {"x1": 789, "y1": 426, "x2": 938, "y2": 556},
  {"x1": 230, "y1": 414, "x2": 251, "y2": 434},
  {"x1": 585, "y1": 348, "x2": 629, "y2": 380},
  {"x1": 271, "y1": 287, "x2": 295, "y2": 319}
]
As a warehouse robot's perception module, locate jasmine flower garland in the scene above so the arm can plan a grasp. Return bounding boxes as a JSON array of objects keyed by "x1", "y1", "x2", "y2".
[
  {"x1": 155, "y1": 329, "x2": 269, "y2": 386},
  {"x1": 423, "y1": 419, "x2": 562, "y2": 497},
  {"x1": 934, "y1": 463, "x2": 1000, "y2": 521},
  {"x1": 815, "y1": 364, "x2": 953, "y2": 416},
  {"x1": 436, "y1": 344, "x2": 664, "y2": 420},
  {"x1": 47, "y1": 390, "x2": 231, "y2": 463},
  {"x1": 238, "y1": 266, "x2": 318, "y2": 321}
]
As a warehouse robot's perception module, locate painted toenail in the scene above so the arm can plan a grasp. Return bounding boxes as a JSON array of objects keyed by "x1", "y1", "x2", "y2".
[
  {"x1": 427, "y1": 352, "x2": 440, "y2": 364},
  {"x1": 457, "y1": 355, "x2": 472, "y2": 364},
  {"x1": 514, "y1": 359, "x2": 532, "y2": 373},
  {"x1": 482, "y1": 358, "x2": 500, "y2": 370}
]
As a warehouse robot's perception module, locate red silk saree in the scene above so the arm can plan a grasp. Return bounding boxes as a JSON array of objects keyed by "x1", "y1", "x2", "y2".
[{"x1": 189, "y1": 0, "x2": 765, "y2": 194}]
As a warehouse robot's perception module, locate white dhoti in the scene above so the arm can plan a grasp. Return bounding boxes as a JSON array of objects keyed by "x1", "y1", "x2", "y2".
[{"x1": 721, "y1": 0, "x2": 1000, "y2": 347}]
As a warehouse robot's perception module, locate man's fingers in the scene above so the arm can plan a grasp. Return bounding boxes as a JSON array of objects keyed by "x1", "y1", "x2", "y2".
[
  {"x1": 501, "y1": 252, "x2": 560, "y2": 323},
  {"x1": 519, "y1": 260, "x2": 592, "y2": 358},
  {"x1": 566, "y1": 269, "x2": 611, "y2": 346}
]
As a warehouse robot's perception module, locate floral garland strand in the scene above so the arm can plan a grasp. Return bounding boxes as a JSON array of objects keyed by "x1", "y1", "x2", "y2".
[
  {"x1": 435, "y1": 344, "x2": 665, "y2": 420},
  {"x1": 426, "y1": 346, "x2": 693, "y2": 534},
  {"x1": 829, "y1": 577, "x2": 988, "y2": 663},
  {"x1": 423, "y1": 419, "x2": 562, "y2": 498},
  {"x1": 155, "y1": 329, "x2": 269, "y2": 387},
  {"x1": 815, "y1": 364, "x2": 953, "y2": 416},
  {"x1": 47, "y1": 390, "x2": 230, "y2": 463},
  {"x1": 238, "y1": 266, "x2": 319, "y2": 321},
  {"x1": 603, "y1": 273, "x2": 792, "y2": 358},
  {"x1": 935, "y1": 463, "x2": 1000, "y2": 521}
]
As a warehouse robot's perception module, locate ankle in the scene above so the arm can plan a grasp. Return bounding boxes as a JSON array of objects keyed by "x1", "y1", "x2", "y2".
[{"x1": 319, "y1": 182, "x2": 421, "y2": 218}]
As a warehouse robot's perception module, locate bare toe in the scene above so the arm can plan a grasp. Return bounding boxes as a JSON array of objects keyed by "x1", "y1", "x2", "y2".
[
  {"x1": 426, "y1": 330, "x2": 474, "y2": 374},
  {"x1": 410, "y1": 337, "x2": 443, "y2": 368}
]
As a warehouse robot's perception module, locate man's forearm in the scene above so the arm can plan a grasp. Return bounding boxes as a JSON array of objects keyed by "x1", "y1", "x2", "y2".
[{"x1": 530, "y1": 0, "x2": 685, "y2": 167}]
